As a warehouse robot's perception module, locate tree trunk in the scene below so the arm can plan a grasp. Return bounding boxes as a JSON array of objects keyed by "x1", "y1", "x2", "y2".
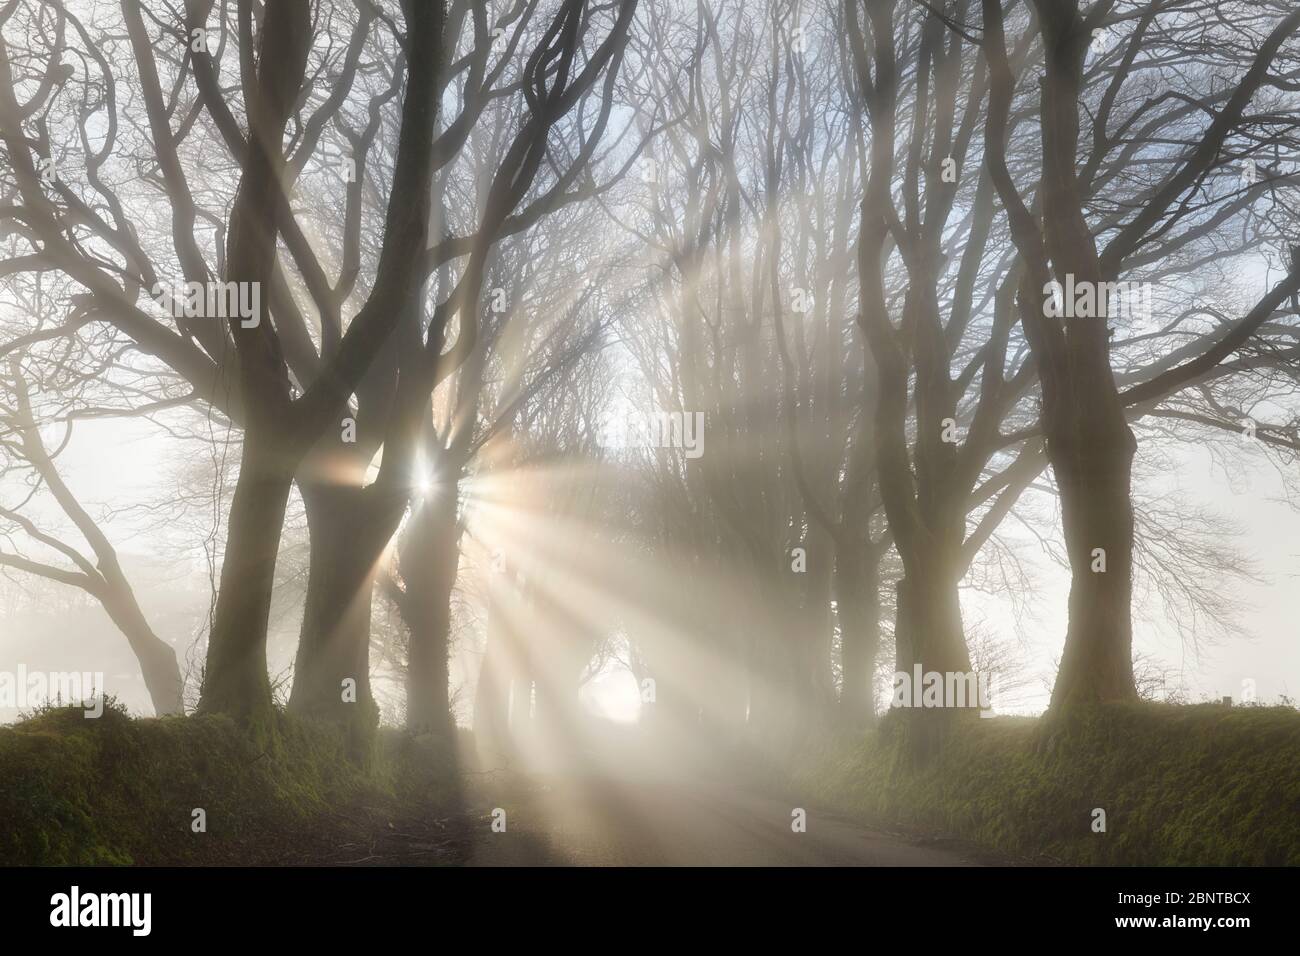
[
  {"x1": 903, "y1": 554, "x2": 971, "y2": 678},
  {"x1": 889, "y1": 506, "x2": 971, "y2": 680},
  {"x1": 195, "y1": 0, "x2": 308, "y2": 732},
  {"x1": 400, "y1": 489, "x2": 460, "y2": 737},
  {"x1": 892, "y1": 577, "x2": 911, "y2": 674},
  {"x1": 101, "y1": 588, "x2": 184, "y2": 716},
  {"x1": 197, "y1": 420, "x2": 293, "y2": 731},
  {"x1": 287, "y1": 480, "x2": 381, "y2": 748},
  {"x1": 1047, "y1": 408, "x2": 1139, "y2": 707},
  {"x1": 890, "y1": 547, "x2": 974, "y2": 763},
  {"x1": 1028, "y1": 3, "x2": 1139, "y2": 709},
  {"x1": 836, "y1": 539, "x2": 880, "y2": 727}
]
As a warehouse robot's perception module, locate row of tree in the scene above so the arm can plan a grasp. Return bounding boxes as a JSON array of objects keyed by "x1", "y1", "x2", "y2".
[{"x1": 3, "y1": 0, "x2": 1300, "y2": 761}]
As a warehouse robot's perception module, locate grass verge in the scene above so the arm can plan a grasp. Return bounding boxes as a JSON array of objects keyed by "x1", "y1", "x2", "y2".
[
  {"x1": 0, "y1": 698, "x2": 463, "y2": 865},
  {"x1": 801, "y1": 701, "x2": 1300, "y2": 865}
]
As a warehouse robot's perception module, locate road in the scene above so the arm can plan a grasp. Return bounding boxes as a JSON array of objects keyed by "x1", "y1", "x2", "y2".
[{"x1": 465, "y1": 773, "x2": 981, "y2": 866}]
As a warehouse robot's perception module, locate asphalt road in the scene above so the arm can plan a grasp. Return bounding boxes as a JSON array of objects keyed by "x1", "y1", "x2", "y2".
[{"x1": 465, "y1": 774, "x2": 978, "y2": 866}]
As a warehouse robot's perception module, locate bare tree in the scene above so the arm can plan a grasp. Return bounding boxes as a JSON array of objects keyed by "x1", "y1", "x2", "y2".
[
  {"x1": 0, "y1": 354, "x2": 183, "y2": 714},
  {"x1": 982, "y1": 0, "x2": 1300, "y2": 707}
]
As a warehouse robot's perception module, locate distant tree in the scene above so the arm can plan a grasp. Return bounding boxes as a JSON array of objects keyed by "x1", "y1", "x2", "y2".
[{"x1": 0, "y1": 349, "x2": 182, "y2": 715}]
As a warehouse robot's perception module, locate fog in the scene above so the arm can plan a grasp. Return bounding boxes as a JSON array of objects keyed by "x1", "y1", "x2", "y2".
[{"x1": 2, "y1": 0, "x2": 1299, "y2": 874}]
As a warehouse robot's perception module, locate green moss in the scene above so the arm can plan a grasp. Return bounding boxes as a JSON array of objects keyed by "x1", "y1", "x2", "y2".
[
  {"x1": 0, "y1": 699, "x2": 461, "y2": 865},
  {"x1": 802, "y1": 702, "x2": 1300, "y2": 865}
]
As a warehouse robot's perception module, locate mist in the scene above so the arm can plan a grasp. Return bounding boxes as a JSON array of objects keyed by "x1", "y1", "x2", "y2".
[{"x1": 1, "y1": 0, "x2": 1298, "y2": 908}]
